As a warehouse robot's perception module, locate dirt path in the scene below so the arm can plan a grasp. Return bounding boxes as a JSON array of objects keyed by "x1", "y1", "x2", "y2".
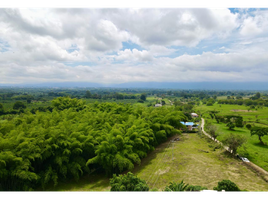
[
  {"x1": 201, "y1": 118, "x2": 268, "y2": 182},
  {"x1": 201, "y1": 118, "x2": 232, "y2": 153}
]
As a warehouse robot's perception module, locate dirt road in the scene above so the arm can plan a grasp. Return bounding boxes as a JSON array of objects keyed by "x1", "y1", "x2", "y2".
[
  {"x1": 201, "y1": 118, "x2": 268, "y2": 182},
  {"x1": 200, "y1": 118, "x2": 232, "y2": 153}
]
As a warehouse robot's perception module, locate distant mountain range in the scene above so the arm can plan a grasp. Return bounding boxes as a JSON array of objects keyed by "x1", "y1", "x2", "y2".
[{"x1": 0, "y1": 82, "x2": 268, "y2": 90}]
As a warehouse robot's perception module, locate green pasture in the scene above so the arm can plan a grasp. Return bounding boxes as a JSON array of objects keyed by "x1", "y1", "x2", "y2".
[
  {"x1": 195, "y1": 103, "x2": 268, "y2": 171},
  {"x1": 195, "y1": 103, "x2": 268, "y2": 127}
]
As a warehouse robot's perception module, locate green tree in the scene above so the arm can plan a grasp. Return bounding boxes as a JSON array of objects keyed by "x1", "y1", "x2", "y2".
[
  {"x1": 252, "y1": 92, "x2": 261, "y2": 100},
  {"x1": 209, "y1": 110, "x2": 220, "y2": 123},
  {"x1": 85, "y1": 90, "x2": 92, "y2": 98},
  {"x1": 221, "y1": 133, "x2": 247, "y2": 155},
  {"x1": 13, "y1": 101, "x2": 26, "y2": 110},
  {"x1": 140, "y1": 93, "x2": 146, "y2": 101},
  {"x1": 0, "y1": 103, "x2": 4, "y2": 115},
  {"x1": 207, "y1": 125, "x2": 219, "y2": 141},
  {"x1": 110, "y1": 172, "x2": 149, "y2": 191},
  {"x1": 52, "y1": 97, "x2": 85, "y2": 111},
  {"x1": 246, "y1": 124, "x2": 252, "y2": 130},
  {"x1": 213, "y1": 180, "x2": 240, "y2": 191},
  {"x1": 250, "y1": 126, "x2": 268, "y2": 145},
  {"x1": 226, "y1": 122, "x2": 235, "y2": 130}
]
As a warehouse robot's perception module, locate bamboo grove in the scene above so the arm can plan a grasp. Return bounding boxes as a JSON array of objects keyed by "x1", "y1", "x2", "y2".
[{"x1": 0, "y1": 97, "x2": 186, "y2": 191}]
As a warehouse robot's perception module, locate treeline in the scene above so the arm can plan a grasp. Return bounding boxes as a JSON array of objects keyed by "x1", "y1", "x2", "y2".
[
  {"x1": 218, "y1": 99, "x2": 268, "y2": 107},
  {"x1": 84, "y1": 90, "x2": 138, "y2": 100},
  {"x1": 0, "y1": 97, "x2": 186, "y2": 191},
  {"x1": 2, "y1": 87, "x2": 265, "y2": 102}
]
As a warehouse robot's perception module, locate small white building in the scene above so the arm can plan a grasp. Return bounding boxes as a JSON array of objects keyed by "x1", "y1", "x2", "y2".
[
  {"x1": 155, "y1": 104, "x2": 162, "y2": 107},
  {"x1": 191, "y1": 113, "x2": 199, "y2": 118}
]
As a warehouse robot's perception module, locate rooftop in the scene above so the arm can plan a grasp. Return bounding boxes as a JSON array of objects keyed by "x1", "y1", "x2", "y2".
[{"x1": 180, "y1": 122, "x2": 194, "y2": 126}]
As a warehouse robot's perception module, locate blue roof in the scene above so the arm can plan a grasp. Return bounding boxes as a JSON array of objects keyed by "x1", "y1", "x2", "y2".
[{"x1": 180, "y1": 122, "x2": 194, "y2": 126}]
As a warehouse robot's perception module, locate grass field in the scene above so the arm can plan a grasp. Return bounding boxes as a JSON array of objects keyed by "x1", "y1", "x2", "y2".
[
  {"x1": 0, "y1": 100, "x2": 52, "y2": 111},
  {"x1": 47, "y1": 133, "x2": 268, "y2": 191},
  {"x1": 196, "y1": 103, "x2": 268, "y2": 127},
  {"x1": 195, "y1": 103, "x2": 268, "y2": 172}
]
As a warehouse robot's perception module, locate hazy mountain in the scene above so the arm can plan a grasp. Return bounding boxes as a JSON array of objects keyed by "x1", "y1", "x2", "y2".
[{"x1": 1, "y1": 82, "x2": 268, "y2": 90}]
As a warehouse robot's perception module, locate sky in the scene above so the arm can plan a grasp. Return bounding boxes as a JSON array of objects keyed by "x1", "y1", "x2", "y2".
[{"x1": 1, "y1": 5, "x2": 268, "y2": 84}]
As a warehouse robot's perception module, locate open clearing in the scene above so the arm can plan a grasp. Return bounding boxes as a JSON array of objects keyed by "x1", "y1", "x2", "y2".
[
  {"x1": 132, "y1": 133, "x2": 268, "y2": 191},
  {"x1": 49, "y1": 133, "x2": 268, "y2": 191}
]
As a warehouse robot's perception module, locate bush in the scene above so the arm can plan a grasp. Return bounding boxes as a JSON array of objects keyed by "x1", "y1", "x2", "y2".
[
  {"x1": 213, "y1": 180, "x2": 240, "y2": 191},
  {"x1": 206, "y1": 102, "x2": 213, "y2": 106},
  {"x1": 13, "y1": 101, "x2": 26, "y2": 110},
  {"x1": 246, "y1": 124, "x2": 252, "y2": 130},
  {"x1": 186, "y1": 185, "x2": 208, "y2": 191},
  {"x1": 110, "y1": 172, "x2": 149, "y2": 191},
  {"x1": 137, "y1": 99, "x2": 144, "y2": 103},
  {"x1": 164, "y1": 180, "x2": 188, "y2": 191}
]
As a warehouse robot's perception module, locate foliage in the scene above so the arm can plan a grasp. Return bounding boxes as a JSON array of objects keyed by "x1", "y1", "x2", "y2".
[
  {"x1": 164, "y1": 180, "x2": 189, "y2": 191},
  {"x1": 85, "y1": 90, "x2": 92, "y2": 98},
  {"x1": 206, "y1": 125, "x2": 219, "y2": 140},
  {"x1": 13, "y1": 101, "x2": 26, "y2": 110},
  {"x1": 221, "y1": 133, "x2": 247, "y2": 155},
  {"x1": 250, "y1": 126, "x2": 268, "y2": 145},
  {"x1": 245, "y1": 124, "x2": 252, "y2": 130},
  {"x1": 0, "y1": 103, "x2": 4, "y2": 115},
  {"x1": 109, "y1": 172, "x2": 149, "y2": 191},
  {"x1": 52, "y1": 96, "x2": 86, "y2": 111},
  {"x1": 213, "y1": 180, "x2": 240, "y2": 191},
  {"x1": 140, "y1": 94, "x2": 146, "y2": 101},
  {"x1": 0, "y1": 99, "x2": 185, "y2": 190},
  {"x1": 186, "y1": 185, "x2": 208, "y2": 191},
  {"x1": 226, "y1": 122, "x2": 235, "y2": 130}
]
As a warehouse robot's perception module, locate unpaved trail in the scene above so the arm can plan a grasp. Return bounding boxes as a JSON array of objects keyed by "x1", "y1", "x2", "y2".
[{"x1": 201, "y1": 118, "x2": 268, "y2": 182}]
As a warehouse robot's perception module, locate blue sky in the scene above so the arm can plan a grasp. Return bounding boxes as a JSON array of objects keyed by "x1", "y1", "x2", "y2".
[{"x1": 1, "y1": 7, "x2": 268, "y2": 84}]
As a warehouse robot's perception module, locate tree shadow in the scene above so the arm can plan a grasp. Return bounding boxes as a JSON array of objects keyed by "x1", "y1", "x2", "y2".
[
  {"x1": 253, "y1": 142, "x2": 268, "y2": 149},
  {"x1": 223, "y1": 128, "x2": 247, "y2": 133},
  {"x1": 43, "y1": 169, "x2": 110, "y2": 191},
  {"x1": 131, "y1": 134, "x2": 183, "y2": 175}
]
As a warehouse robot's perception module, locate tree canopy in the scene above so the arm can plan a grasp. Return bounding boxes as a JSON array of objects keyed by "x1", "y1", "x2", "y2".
[
  {"x1": 250, "y1": 126, "x2": 268, "y2": 145},
  {"x1": 221, "y1": 133, "x2": 247, "y2": 155},
  {"x1": 13, "y1": 101, "x2": 26, "y2": 110},
  {"x1": 110, "y1": 172, "x2": 149, "y2": 191},
  {"x1": 0, "y1": 97, "x2": 185, "y2": 191}
]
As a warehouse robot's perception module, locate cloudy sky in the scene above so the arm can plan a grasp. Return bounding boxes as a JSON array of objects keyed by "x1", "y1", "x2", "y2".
[{"x1": 1, "y1": 7, "x2": 268, "y2": 84}]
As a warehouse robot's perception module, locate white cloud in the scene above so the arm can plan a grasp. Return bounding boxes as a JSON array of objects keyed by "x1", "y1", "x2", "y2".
[
  {"x1": 116, "y1": 49, "x2": 153, "y2": 62},
  {"x1": 0, "y1": 8, "x2": 268, "y2": 84}
]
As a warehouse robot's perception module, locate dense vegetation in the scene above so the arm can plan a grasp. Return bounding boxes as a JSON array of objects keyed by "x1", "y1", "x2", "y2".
[
  {"x1": 1, "y1": 87, "x2": 268, "y2": 191},
  {"x1": 0, "y1": 97, "x2": 185, "y2": 191},
  {"x1": 109, "y1": 173, "x2": 240, "y2": 192}
]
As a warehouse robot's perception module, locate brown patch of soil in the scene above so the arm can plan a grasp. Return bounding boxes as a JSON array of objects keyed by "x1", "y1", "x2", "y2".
[{"x1": 231, "y1": 109, "x2": 256, "y2": 112}]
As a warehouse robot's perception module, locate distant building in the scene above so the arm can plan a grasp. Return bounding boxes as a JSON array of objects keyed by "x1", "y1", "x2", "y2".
[
  {"x1": 155, "y1": 103, "x2": 162, "y2": 107},
  {"x1": 180, "y1": 122, "x2": 194, "y2": 131},
  {"x1": 191, "y1": 113, "x2": 199, "y2": 118}
]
